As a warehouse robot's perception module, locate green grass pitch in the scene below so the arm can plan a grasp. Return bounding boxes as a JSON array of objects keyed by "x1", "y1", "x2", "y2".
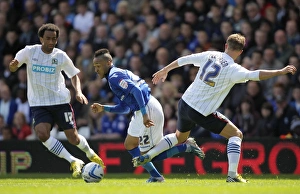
[{"x1": 1, "y1": 173, "x2": 300, "y2": 194}]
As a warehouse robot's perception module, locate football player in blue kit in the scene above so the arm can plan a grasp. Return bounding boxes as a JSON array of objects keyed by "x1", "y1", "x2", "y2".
[{"x1": 91, "y1": 49, "x2": 205, "y2": 182}]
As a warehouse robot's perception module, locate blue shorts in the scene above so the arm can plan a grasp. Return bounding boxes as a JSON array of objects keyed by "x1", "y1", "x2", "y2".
[
  {"x1": 177, "y1": 99, "x2": 228, "y2": 134},
  {"x1": 31, "y1": 103, "x2": 76, "y2": 131}
]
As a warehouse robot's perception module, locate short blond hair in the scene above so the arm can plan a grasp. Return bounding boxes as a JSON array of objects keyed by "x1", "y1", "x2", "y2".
[{"x1": 226, "y1": 33, "x2": 245, "y2": 51}]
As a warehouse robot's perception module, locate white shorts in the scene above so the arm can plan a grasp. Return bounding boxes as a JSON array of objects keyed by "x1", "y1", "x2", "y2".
[{"x1": 127, "y1": 95, "x2": 164, "y2": 152}]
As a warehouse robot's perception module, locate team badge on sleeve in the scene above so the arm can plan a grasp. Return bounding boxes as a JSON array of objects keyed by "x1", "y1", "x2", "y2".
[{"x1": 119, "y1": 79, "x2": 128, "y2": 89}]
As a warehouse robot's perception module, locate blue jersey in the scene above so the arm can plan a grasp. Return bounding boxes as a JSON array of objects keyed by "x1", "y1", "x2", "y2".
[{"x1": 106, "y1": 66, "x2": 151, "y2": 113}]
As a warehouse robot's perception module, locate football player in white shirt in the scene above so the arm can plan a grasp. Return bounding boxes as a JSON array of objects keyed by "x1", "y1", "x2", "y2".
[
  {"x1": 133, "y1": 33, "x2": 297, "y2": 183},
  {"x1": 9, "y1": 23, "x2": 105, "y2": 177}
]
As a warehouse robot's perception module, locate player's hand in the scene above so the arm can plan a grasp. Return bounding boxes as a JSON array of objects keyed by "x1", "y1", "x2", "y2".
[
  {"x1": 283, "y1": 65, "x2": 297, "y2": 75},
  {"x1": 91, "y1": 103, "x2": 104, "y2": 113},
  {"x1": 9, "y1": 59, "x2": 19, "y2": 72},
  {"x1": 76, "y1": 92, "x2": 88, "y2": 104},
  {"x1": 152, "y1": 68, "x2": 168, "y2": 85},
  {"x1": 143, "y1": 114, "x2": 154, "y2": 128}
]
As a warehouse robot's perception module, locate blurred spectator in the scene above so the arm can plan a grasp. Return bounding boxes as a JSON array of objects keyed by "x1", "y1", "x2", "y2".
[
  {"x1": 90, "y1": 111, "x2": 128, "y2": 140},
  {"x1": 134, "y1": 22, "x2": 151, "y2": 53},
  {"x1": 40, "y1": 1, "x2": 53, "y2": 23},
  {"x1": 1, "y1": 125, "x2": 15, "y2": 140},
  {"x1": 115, "y1": 0, "x2": 132, "y2": 23},
  {"x1": 255, "y1": 102, "x2": 275, "y2": 137},
  {"x1": 95, "y1": 0, "x2": 113, "y2": 23},
  {"x1": 18, "y1": 18, "x2": 39, "y2": 45},
  {"x1": 259, "y1": 47, "x2": 284, "y2": 99},
  {"x1": 56, "y1": 27, "x2": 69, "y2": 51},
  {"x1": 204, "y1": 4, "x2": 227, "y2": 44},
  {"x1": 240, "y1": 21, "x2": 254, "y2": 55},
  {"x1": 275, "y1": 0, "x2": 289, "y2": 29},
  {"x1": 75, "y1": 42, "x2": 96, "y2": 81},
  {"x1": 219, "y1": 20, "x2": 234, "y2": 43},
  {"x1": 244, "y1": 81, "x2": 267, "y2": 115},
  {"x1": 68, "y1": 29, "x2": 83, "y2": 54},
  {"x1": 73, "y1": 1, "x2": 94, "y2": 40},
  {"x1": 246, "y1": 29, "x2": 268, "y2": 57},
  {"x1": 232, "y1": 97, "x2": 261, "y2": 138},
  {"x1": 157, "y1": 23, "x2": 173, "y2": 51},
  {"x1": 245, "y1": 1, "x2": 263, "y2": 30},
  {"x1": 164, "y1": 117, "x2": 177, "y2": 135},
  {"x1": 128, "y1": 55, "x2": 148, "y2": 78},
  {"x1": 152, "y1": 47, "x2": 170, "y2": 74},
  {"x1": 2, "y1": 29, "x2": 24, "y2": 56},
  {"x1": 290, "y1": 86, "x2": 300, "y2": 116},
  {"x1": 273, "y1": 94, "x2": 298, "y2": 137},
  {"x1": 143, "y1": 36, "x2": 160, "y2": 70},
  {"x1": 230, "y1": 7, "x2": 245, "y2": 33},
  {"x1": 22, "y1": 0, "x2": 38, "y2": 21},
  {"x1": 58, "y1": 0, "x2": 76, "y2": 26},
  {"x1": 150, "y1": 0, "x2": 165, "y2": 25},
  {"x1": 0, "y1": 53, "x2": 19, "y2": 88},
  {"x1": 156, "y1": 81, "x2": 178, "y2": 108},
  {"x1": 194, "y1": 30, "x2": 212, "y2": 52},
  {"x1": 125, "y1": 40, "x2": 144, "y2": 61},
  {"x1": 285, "y1": 20, "x2": 300, "y2": 46},
  {"x1": 33, "y1": 13, "x2": 46, "y2": 31},
  {"x1": 250, "y1": 50, "x2": 264, "y2": 70},
  {"x1": 0, "y1": 0, "x2": 19, "y2": 27},
  {"x1": 0, "y1": 84, "x2": 18, "y2": 126},
  {"x1": 11, "y1": 111, "x2": 32, "y2": 140},
  {"x1": 53, "y1": 12, "x2": 73, "y2": 34},
  {"x1": 183, "y1": 8, "x2": 203, "y2": 31},
  {"x1": 112, "y1": 43, "x2": 128, "y2": 69},
  {"x1": 270, "y1": 29, "x2": 294, "y2": 64},
  {"x1": 87, "y1": 23, "x2": 109, "y2": 51}
]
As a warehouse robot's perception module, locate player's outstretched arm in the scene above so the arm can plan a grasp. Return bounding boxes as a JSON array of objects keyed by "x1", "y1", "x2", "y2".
[
  {"x1": 152, "y1": 60, "x2": 180, "y2": 84},
  {"x1": 259, "y1": 65, "x2": 297, "y2": 80},
  {"x1": 9, "y1": 59, "x2": 19, "y2": 72}
]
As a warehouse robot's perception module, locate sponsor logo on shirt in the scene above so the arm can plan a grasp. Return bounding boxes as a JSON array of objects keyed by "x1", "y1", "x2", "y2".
[
  {"x1": 32, "y1": 64, "x2": 56, "y2": 74},
  {"x1": 119, "y1": 79, "x2": 128, "y2": 89}
]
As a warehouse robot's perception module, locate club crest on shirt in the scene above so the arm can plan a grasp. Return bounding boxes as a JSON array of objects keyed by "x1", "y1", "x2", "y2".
[
  {"x1": 52, "y1": 58, "x2": 58, "y2": 65},
  {"x1": 119, "y1": 79, "x2": 128, "y2": 89}
]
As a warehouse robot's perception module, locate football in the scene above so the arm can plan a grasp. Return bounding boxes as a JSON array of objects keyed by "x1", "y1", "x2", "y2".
[{"x1": 81, "y1": 162, "x2": 104, "y2": 183}]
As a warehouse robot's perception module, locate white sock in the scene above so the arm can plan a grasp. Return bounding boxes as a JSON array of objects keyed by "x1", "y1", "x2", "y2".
[
  {"x1": 43, "y1": 136, "x2": 77, "y2": 163},
  {"x1": 147, "y1": 133, "x2": 178, "y2": 159},
  {"x1": 227, "y1": 136, "x2": 242, "y2": 178},
  {"x1": 76, "y1": 134, "x2": 94, "y2": 158}
]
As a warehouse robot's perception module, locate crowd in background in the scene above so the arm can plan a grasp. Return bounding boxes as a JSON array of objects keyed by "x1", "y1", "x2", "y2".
[{"x1": 0, "y1": 0, "x2": 300, "y2": 141}]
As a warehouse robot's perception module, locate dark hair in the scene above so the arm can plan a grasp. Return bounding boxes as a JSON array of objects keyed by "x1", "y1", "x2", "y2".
[
  {"x1": 38, "y1": 23, "x2": 60, "y2": 38},
  {"x1": 94, "y1": 48, "x2": 113, "y2": 61}
]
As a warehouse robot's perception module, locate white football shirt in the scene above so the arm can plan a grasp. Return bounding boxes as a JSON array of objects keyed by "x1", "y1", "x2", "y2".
[
  {"x1": 15, "y1": 45, "x2": 80, "y2": 106},
  {"x1": 178, "y1": 51, "x2": 260, "y2": 116}
]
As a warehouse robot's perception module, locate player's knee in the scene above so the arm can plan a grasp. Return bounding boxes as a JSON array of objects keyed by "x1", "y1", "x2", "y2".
[
  {"x1": 36, "y1": 130, "x2": 50, "y2": 142},
  {"x1": 236, "y1": 130, "x2": 243, "y2": 139}
]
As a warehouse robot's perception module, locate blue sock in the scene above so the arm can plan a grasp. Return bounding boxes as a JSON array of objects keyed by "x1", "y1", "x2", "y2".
[
  {"x1": 128, "y1": 147, "x2": 161, "y2": 178},
  {"x1": 152, "y1": 144, "x2": 187, "y2": 162}
]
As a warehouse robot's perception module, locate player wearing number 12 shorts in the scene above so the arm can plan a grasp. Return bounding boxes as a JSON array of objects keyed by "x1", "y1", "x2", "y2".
[
  {"x1": 133, "y1": 33, "x2": 297, "y2": 183},
  {"x1": 91, "y1": 49, "x2": 205, "y2": 182}
]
